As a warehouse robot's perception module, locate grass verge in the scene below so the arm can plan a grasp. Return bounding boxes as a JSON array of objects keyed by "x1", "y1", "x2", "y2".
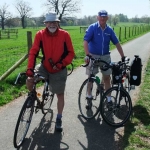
[{"x1": 122, "y1": 57, "x2": 150, "y2": 149}]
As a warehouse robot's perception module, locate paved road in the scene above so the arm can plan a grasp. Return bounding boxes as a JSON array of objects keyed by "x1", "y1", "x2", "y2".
[{"x1": 0, "y1": 32, "x2": 150, "y2": 150}]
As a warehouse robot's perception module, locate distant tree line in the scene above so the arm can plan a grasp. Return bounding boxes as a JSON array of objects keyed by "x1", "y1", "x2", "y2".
[
  {"x1": 0, "y1": 0, "x2": 150, "y2": 29},
  {"x1": 0, "y1": 0, "x2": 80, "y2": 29}
]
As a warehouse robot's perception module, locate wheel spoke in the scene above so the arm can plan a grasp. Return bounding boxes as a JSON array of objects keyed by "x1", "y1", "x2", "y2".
[
  {"x1": 42, "y1": 83, "x2": 54, "y2": 114},
  {"x1": 101, "y1": 87, "x2": 132, "y2": 127},
  {"x1": 78, "y1": 79, "x2": 101, "y2": 119},
  {"x1": 13, "y1": 97, "x2": 34, "y2": 148}
]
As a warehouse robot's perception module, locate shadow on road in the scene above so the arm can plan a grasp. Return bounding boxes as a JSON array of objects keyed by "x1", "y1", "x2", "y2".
[
  {"x1": 18, "y1": 111, "x2": 69, "y2": 150},
  {"x1": 122, "y1": 104, "x2": 150, "y2": 149},
  {"x1": 77, "y1": 114, "x2": 123, "y2": 150}
]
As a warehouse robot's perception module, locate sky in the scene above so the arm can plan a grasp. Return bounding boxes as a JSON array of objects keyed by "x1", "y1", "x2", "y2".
[{"x1": 0, "y1": 0, "x2": 150, "y2": 18}]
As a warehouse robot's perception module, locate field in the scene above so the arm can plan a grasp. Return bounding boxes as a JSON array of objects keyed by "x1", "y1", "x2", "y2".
[{"x1": 0, "y1": 23, "x2": 149, "y2": 105}]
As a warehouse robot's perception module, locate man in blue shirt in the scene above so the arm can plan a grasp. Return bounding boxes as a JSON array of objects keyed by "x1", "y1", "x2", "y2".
[{"x1": 84, "y1": 10, "x2": 125, "y2": 106}]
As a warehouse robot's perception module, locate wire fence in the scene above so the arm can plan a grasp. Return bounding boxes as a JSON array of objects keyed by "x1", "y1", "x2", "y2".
[{"x1": 113, "y1": 24, "x2": 150, "y2": 42}]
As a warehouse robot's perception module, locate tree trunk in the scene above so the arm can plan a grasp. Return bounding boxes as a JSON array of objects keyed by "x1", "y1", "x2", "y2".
[
  {"x1": 2, "y1": 18, "x2": 5, "y2": 30},
  {"x1": 21, "y1": 16, "x2": 25, "y2": 29}
]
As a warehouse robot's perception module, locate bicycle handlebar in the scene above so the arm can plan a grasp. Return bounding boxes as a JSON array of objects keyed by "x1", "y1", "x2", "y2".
[
  {"x1": 81, "y1": 57, "x2": 110, "y2": 69},
  {"x1": 80, "y1": 56, "x2": 130, "y2": 71},
  {"x1": 14, "y1": 72, "x2": 46, "y2": 85},
  {"x1": 102, "y1": 56, "x2": 130, "y2": 71},
  {"x1": 14, "y1": 72, "x2": 26, "y2": 85}
]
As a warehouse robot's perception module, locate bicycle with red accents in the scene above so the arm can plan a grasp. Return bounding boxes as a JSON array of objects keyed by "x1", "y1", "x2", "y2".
[{"x1": 13, "y1": 63, "x2": 73, "y2": 148}]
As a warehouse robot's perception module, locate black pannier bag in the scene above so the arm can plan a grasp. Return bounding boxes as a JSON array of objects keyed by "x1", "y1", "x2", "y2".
[
  {"x1": 130, "y1": 55, "x2": 142, "y2": 86},
  {"x1": 112, "y1": 64, "x2": 121, "y2": 84}
]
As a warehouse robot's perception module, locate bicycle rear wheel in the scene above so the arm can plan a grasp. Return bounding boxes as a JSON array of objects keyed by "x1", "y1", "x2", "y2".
[
  {"x1": 100, "y1": 87, "x2": 132, "y2": 127},
  {"x1": 78, "y1": 78, "x2": 101, "y2": 120},
  {"x1": 42, "y1": 81, "x2": 54, "y2": 114},
  {"x1": 13, "y1": 96, "x2": 34, "y2": 148}
]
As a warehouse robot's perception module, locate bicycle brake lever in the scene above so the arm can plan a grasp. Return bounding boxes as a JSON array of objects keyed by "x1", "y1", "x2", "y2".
[
  {"x1": 80, "y1": 63, "x2": 89, "y2": 67},
  {"x1": 14, "y1": 73, "x2": 21, "y2": 85}
]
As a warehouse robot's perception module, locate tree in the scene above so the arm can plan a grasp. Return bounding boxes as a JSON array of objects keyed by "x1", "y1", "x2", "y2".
[
  {"x1": 118, "y1": 14, "x2": 128, "y2": 22},
  {"x1": 15, "y1": 0, "x2": 32, "y2": 28},
  {"x1": 45, "y1": 0, "x2": 81, "y2": 21},
  {"x1": 112, "y1": 15, "x2": 119, "y2": 26},
  {"x1": 140, "y1": 15, "x2": 150, "y2": 24},
  {"x1": 108, "y1": 14, "x2": 112, "y2": 26},
  {"x1": 0, "y1": 3, "x2": 11, "y2": 29}
]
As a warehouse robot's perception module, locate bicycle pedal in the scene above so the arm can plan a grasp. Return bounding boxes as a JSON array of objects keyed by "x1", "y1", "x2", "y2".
[
  {"x1": 48, "y1": 109, "x2": 53, "y2": 113},
  {"x1": 35, "y1": 107, "x2": 40, "y2": 113}
]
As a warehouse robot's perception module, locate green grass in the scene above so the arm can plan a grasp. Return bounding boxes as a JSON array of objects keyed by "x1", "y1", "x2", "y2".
[{"x1": 122, "y1": 59, "x2": 150, "y2": 149}]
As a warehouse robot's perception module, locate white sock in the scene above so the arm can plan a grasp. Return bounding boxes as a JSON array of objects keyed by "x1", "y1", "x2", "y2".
[
  {"x1": 87, "y1": 94, "x2": 92, "y2": 98},
  {"x1": 107, "y1": 96, "x2": 111, "y2": 102}
]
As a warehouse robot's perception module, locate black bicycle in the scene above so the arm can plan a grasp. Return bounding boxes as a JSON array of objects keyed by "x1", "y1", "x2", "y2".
[
  {"x1": 13, "y1": 63, "x2": 73, "y2": 148},
  {"x1": 78, "y1": 57, "x2": 109, "y2": 120},
  {"x1": 100, "y1": 58, "x2": 133, "y2": 127}
]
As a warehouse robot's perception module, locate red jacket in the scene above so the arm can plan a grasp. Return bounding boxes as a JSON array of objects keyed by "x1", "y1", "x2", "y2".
[{"x1": 27, "y1": 28, "x2": 75, "y2": 73}]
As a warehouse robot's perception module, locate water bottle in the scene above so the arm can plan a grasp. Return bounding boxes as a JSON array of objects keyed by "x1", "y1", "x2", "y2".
[{"x1": 96, "y1": 76, "x2": 100, "y2": 84}]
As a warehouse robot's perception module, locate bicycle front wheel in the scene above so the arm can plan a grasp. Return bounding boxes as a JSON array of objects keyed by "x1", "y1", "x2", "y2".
[
  {"x1": 78, "y1": 78, "x2": 101, "y2": 120},
  {"x1": 13, "y1": 96, "x2": 34, "y2": 148},
  {"x1": 42, "y1": 81, "x2": 54, "y2": 114},
  {"x1": 100, "y1": 87, "x2": 132, "y2": 127}
]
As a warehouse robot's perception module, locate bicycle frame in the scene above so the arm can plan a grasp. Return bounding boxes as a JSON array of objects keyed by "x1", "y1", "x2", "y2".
[
  {"x1": 110, "y1": 60, "x2": 131, "y2": 107},
  {"x1": 86, "y1": 58, "x2": 106, "y2": 96}
]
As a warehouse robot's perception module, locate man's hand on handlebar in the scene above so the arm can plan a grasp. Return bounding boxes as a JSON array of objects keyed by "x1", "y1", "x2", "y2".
[
  {"x1": 121, "y1": 56, "x2": 126, "y2": 62},
  {"x1": 121, "y1": 56, "x2": 130, "y2": 63},
  {"x1": 26, "y1": 69, "x2": 34, "y2": 77},
  {"x1": 84, "y1": 54, "x2": 91, "y2": 63}
]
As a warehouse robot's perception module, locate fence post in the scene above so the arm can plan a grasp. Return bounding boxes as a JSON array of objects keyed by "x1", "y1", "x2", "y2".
[
  {"x1": 132, "y1": 26, "x2": 134, "y2": 36},
  {"x1": 8, "y1": 31, "x2": 10, "y2": 39},
  {"x1": 16, "y1": 29, "x2": 18, "y2": 37},
  {"x1": 0, "y1": 30, "x2": 1, "y2": 39},
  {"x1": 129, "y1": 27, "x2": 130, "y2": 38},
  {"x1": 27, "y1": 31, "x2": 32, "y2": 53},
  {"x1": 124, "y1": 26, "x2": 126, "y2": 39},
  {"x1": 119, "y1": 27, "x2": 121, "y2": 41}
]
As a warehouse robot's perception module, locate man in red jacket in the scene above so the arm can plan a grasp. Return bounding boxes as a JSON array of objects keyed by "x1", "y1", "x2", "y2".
[{"x1": 26, "y1": 12, "x2": 75, "y2": 132}]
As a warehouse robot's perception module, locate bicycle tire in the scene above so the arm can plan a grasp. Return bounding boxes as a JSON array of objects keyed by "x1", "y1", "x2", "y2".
[
  {"x1": 100, "y1": 87, "x2": 132, "y2": 127},
  {"x1": 78, "y1": 78, "x2": 102, "y2": 120},
  {"x1": 13, "y1": 96, "x2": 34, "y2": 148},
  {"x1": 41, "y1": 81, "x2": 54, "y2": 114}
]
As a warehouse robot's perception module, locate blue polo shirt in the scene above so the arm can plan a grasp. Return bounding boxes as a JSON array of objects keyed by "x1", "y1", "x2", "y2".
[{"x1": 84, "y1": 22, "x2": 119, "y2": 55}]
